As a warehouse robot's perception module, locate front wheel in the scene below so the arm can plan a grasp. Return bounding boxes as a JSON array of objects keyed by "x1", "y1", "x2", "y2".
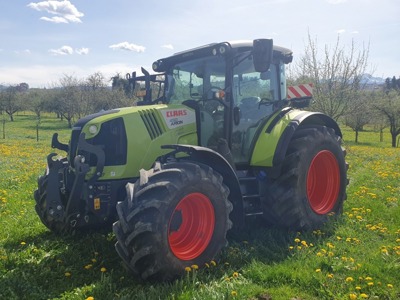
[
  {"x1": 261, "y1": 125, "x2": 348, "y2": 230},
  {"x1": 113, "y1": 161, "x2": 232, "y2": 281},
  {"x1": 34, "y1": 174, "x2": 71, "y2": 233}
]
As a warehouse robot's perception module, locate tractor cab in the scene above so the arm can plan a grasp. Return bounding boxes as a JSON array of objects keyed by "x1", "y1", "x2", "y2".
[{"x1": 141, "y1": 39, "x2": 293, "y2": 165}]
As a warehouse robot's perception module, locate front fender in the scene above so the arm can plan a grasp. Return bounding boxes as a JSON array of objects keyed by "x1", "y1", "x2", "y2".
[
  {"x1": 250, "y1": 109, "x2": 341, "y2": 169},
  {"x1": 161, "y1": 144, "x2": 244, "y2": 229}
]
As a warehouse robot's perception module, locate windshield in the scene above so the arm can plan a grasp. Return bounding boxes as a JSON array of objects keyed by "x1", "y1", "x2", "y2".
[{"x1": 166, "y1": 56, "x2": 226, "y2": 104}]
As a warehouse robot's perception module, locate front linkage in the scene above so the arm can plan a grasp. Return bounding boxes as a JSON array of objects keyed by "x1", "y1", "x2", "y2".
[{"x1": 35, "y1": 133, "x2": 107, "y2": 231}]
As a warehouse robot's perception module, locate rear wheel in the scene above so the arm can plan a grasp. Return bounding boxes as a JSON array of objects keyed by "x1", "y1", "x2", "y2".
[
  {"x1": 113, "y1": 161, "x2": 232, "y2": 281},
  {"x1": 261, "y1": 125, "x2": 347, "y2": 230}
]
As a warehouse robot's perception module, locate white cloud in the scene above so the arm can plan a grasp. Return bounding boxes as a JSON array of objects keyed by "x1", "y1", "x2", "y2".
[
  {"x1": 27, "y1": 0, "x2": 84, "y2": 23},
  {"x1": 109, "y1": 42, "x2": 145, "y2": 53},
  {"x1": 15, "y1": 49, "x2": 32, "y2": 55},
  {"x1": 40, "y1": 16, "x2": 68, "y2": 23},
  {"x1": 76, "y1": 47, "x2": 89, "y2": 55},
  {"x1": 49, "y1": 45, "x2": 73, "y2": 56},
  {"x1": 336, "y1": 29, "x2": 346, "y2": 34},
  {"x1": 162, "y1": 44, "x2": 174, "y2": 50},
  {"x1": 326, "y1": 0, "x2": 347, "y2": 4}
]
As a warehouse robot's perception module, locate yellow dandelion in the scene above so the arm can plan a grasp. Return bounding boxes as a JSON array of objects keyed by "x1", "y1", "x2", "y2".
[
  {"x1": 346, "y1": 277, "x2": 354, "y2": 282},
  {"x1": 205, "y1": 263, "x2": 210, "y2": 268},
  {"x1": 327, "y1": 273, "x2": 334, "y2": 279},
  {"x1": 367, "y1": 282, "x2": 374, "y2": 286},
  {"x1": 387, "y1": 284, "x2": 393, "y2": 288},
  {"x1": 84, "y1": 264, "x2": 93, "y2": 270},
  {"x1": 294, "y1": 238, "x2": 300, "y2": 243},
  {"x1": 355, "y1": 286, "x2": 361, "y2": 290},
  {"x1": 232, "y1": 272, "x2": 239, "y2": 278},
  {"x1": 360, "y1": 293, "x2": 368, "y2": 299},
  {"x1": 100, "y1": 267, "x2": 107, "y2": 273},
  {"x1": 315, "y1": 269, "x2": 321, "y2": 273},
  {"x1": 231, "y1": 291, "x2": 237, "y2": 297},
  {"x1": 91, "y1": 258, "x2": 97, "y2": 263},
  {"x1": 210, "y1": 260, "x2": 217, "y2": 266},
  {"x1": 185, "y1": 267, "x2": 191, "y2": 272},
  {"x1": 65, "y1": 272, "x2": 71, "y2": 277},
  {"x1": 20, "y1": 242, "x2": 26, "y2": 245},
  {"x1": 225, "y1": 277, "x2": 231, "y2": 282},
  {"x1": 349, "y1": 293, "x2": 357, "y2": 300},
  {"x1": 365, "y1": 276, "x2": 372, "y2": 281},
  {"x1": 191, "y1": 264, "x2": 199, "y2": 270},
  {"x1": 86, "y1": 297, "x2": 94, "y2": 300}
]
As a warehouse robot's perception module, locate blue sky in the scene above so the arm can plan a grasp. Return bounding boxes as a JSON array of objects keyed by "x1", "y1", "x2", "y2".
[{"x1": 0, "y1": 0, "x2": 399, "y2": 87}]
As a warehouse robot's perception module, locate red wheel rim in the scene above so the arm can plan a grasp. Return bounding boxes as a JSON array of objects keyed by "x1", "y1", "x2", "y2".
[
  {"x1": 307, "y1": 150, "x2": 340, "y2": 214},
  {"x1": 168, "y1": 193, "x2": 215, "y2": 261}
]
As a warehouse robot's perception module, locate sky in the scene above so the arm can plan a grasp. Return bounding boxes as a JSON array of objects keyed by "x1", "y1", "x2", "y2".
[{"x1": 0, "y1": 0, "x2": 399, "y2": 88}]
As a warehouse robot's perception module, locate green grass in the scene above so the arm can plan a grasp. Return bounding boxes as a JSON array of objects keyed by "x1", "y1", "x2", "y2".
[{"x1": 0, "y1": 113, "x2": 399, "y2": 300}]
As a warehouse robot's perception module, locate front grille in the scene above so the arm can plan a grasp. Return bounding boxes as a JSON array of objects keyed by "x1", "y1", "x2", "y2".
[
  {"x1": 82, "y1": 117, "x2": 127, "y2": 167},
  {"x1": 139, "y1": 109, "x2": 165, "y2": 139}
]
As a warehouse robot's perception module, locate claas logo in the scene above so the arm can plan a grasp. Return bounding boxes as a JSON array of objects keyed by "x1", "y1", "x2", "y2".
[{"x1": 166, "y1": 110, "x2": 187, "y2": 118}]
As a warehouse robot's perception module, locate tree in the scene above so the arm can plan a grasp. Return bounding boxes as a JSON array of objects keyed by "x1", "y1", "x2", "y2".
[
  {"x1": 0, "y1": 85, "x2": 24, "y2": 121},
  {"x1": 373, "y1": 90, "x2": 400, "y2": 147},
  {"x1": 292, "y1": 33, "x2": 370, "y2": 121},
  {"x1": 344, "y1": 92, "x2": 373, "y2": 143},
  {"x1": 57, "y1": 74, "x2": 82, "y2": 128}
]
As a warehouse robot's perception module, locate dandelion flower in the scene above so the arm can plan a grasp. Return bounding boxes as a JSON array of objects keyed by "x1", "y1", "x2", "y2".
[
  {"x1": 360, "y1": 293, "x2": 368, "y2": 299},
  {"x1": 231, "y1": 291, "x2": 237, "y2": 297},
  {"x1": 185, "y1": 267, "x2": 191, "y2": 272},
  {"x1": 315, "y1": 269, "x2": 321, "y2": 273},
  {"x1": 20, "y1": 242, "x2": 26, "y2": 245},
  {"x1": 100, "y1": 267, "x2": 107, "y2": 273},
  {"x1": 294, "y1": 238, "x2": 300, "y2": 243},
  {"x1": 367, "y1": 282, "x2": 374, "y2": 286},
  {"x1": 349, "y1": 293, "x2": 357, "y2": 300},
  {"x1": 233, "y1": 272, "x2": 239, "y2": 278},
  {"x1": 191, "y1": 264, "x2": 199, "y2": 270},
  {"x1": 387, "y1": 284, "x2": 393, "y2": 288},
  {"x1": 346, "y1": 277, "x2": 354, "y2": 282},
  {"x1": 86, "y1": 297, "x2": 94, "y2": 300},
  {"x1": 355, "y1": 286, "x2": 361, "y2": 290},
  {"x1": 65, "y1": 272, "x2": 71, "y2": 277},
  {"x1": 210, "y1": 260, "x2": 217, "y2": 266},
  {"x1": 327, "y1": 273, "x2": 334, "y2": 279}
]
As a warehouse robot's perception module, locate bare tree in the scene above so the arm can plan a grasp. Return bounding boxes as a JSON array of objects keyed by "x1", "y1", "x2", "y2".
[
  {"x1": 57, "y1": 74, "x2": 82, "y2": 128},
  {"x1": 373, "y1": 90, "x2": 400, "y2": 147},
  {"x1": 344, "y1": 91, "x2": 373, "y2": 143},
  {"x1": 293, "y1": 33, "x2": 370, "y2": 121},
  {"x1": 0, "y1": 85, "x2": 24, "y2": 121}
]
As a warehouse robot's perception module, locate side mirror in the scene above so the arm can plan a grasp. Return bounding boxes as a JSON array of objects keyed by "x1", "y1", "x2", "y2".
[{"x1": 253, "y1": 39, "x2": 273, "y2": 73}]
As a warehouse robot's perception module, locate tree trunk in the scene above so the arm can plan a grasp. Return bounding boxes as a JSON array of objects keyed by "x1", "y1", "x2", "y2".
[
  {"x1": 391, "y1": 133, "x2": 397, "y2": 147},
  {"x1": 355, "y1": 130, "x2": 359, "y2": 143}
]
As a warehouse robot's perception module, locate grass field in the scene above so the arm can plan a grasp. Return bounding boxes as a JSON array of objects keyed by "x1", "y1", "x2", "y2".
[{"x1": 0, "y1": 113, "x2": 399, "y2": 300}]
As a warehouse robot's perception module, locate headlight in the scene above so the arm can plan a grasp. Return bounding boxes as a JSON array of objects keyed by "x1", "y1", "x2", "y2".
[{"x1": 89, "y1": 125, "x2": 98, "y2": 135}]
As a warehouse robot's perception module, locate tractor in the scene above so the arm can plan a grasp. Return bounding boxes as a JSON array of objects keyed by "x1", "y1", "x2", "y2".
[{"x1": 34, "y1": 39, "x2": 348, "y2": 281}]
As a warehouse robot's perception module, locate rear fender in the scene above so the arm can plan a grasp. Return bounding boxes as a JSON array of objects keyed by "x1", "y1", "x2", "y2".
[
  {"x1": 251, "y1": 109, "x2": 341, "y2": 177},
  {"x1": 161, "y1": 144, "x2": 244, "y2": 228}
]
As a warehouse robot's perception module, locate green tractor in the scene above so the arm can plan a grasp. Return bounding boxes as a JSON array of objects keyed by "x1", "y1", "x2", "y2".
[{"x1": 34, "y1": 39, "x2": 347, "y2": 281}]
